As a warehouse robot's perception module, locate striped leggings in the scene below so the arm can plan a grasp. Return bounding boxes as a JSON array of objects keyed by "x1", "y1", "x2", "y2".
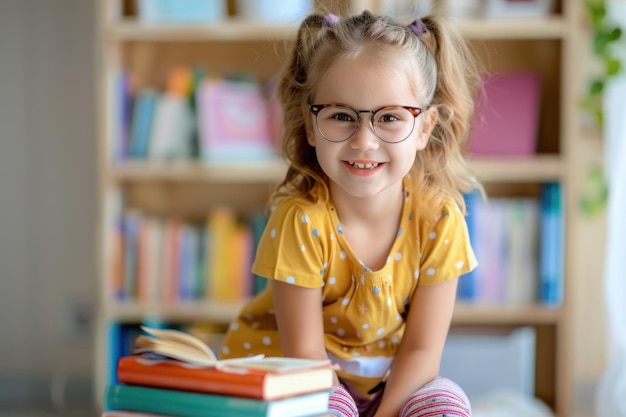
[{"x1": 328, "y1": 377, "x2": 471, "y2": 417}]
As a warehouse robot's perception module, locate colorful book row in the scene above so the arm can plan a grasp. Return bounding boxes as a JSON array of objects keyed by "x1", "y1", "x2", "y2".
[
  {"x1": 113, "y1": 68, "x2": 282, "y2": 163},
  {"x1": 457, "y1": 183, "x2": 563, "y2": 306},
  {"x1": 109, "y1": 208, "x2": 268, "y2": 304}
]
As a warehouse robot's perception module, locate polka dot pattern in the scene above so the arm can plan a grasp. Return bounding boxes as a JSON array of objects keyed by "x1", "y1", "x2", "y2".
[{"x1": 219, "y1": 179, "x2": 477, "y2": 400}]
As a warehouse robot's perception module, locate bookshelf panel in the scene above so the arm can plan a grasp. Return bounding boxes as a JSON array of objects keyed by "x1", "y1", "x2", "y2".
[
  {"x1": 121, "y1": 181, "x2": 276, "y2": 219},
  {"x1": 108, "y1": 156, "x2": 561, "y2": 185},
  {"x1": 97, "y1": 1, "x2": 581, "y2": 414},
  {"x1": 119, "y1": 40, "x2": 291, "y2": 88},
  {"x1": 105, "y1": 300, "x2": 245, "y2": 324}
]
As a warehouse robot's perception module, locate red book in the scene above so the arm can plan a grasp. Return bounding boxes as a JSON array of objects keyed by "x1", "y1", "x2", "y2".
[{"x1": 117, "y1": 355, "x2": 335, "y2": 401}]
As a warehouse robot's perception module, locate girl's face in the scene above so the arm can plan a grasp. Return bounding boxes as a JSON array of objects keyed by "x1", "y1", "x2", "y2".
[{"x1": 309, "y1": 54, "x2": 436, "y2": 204}]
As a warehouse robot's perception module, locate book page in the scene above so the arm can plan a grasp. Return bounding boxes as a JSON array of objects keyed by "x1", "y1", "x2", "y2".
[
  {"x1": 217, "y1": 356, "x2": 332, "y2": 373},
  {"x1": 136, "y1": 327, "x2": 332, "y2": 372},
  {"x1": 137, "y1": 326, "x2": 217, "y2": 363}
]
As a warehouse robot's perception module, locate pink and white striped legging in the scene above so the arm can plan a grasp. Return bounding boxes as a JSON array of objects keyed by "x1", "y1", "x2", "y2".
[{"x1": 328, "y1": 377, "x2": 471, "y2": 417}]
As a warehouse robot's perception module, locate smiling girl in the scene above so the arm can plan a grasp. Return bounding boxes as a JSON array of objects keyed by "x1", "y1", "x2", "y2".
[{"x1": 219, "y1": 10, "x2": 482, "y2": 417}]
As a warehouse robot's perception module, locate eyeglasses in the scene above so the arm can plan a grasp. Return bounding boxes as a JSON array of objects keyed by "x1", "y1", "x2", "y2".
[{"x1": 309, "y1": 103, "x2": 423, "y2": 143}]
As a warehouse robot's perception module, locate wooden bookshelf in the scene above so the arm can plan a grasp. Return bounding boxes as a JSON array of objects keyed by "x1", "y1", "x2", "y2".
[{"x1": 96, "y1": 1, "x2": 584, "y2": 415}]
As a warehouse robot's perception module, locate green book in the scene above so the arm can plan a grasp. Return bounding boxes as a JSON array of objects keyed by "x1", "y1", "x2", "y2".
[{"x1": 104, "y1": 384, "x2": 330, "y2": 417}]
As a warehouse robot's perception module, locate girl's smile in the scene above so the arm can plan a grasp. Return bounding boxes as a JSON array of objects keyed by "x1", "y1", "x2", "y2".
[{"x1": 344, "y1": 160, "x2": 384, "y2": 176}]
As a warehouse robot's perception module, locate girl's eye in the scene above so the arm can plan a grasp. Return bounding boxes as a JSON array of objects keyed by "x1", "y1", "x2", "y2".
[
  {"x1": 331, "y1": 112, "x2": 356, "y2": 122},
  {"x1": 378, "y1": 113, "x2": 401, "y2": 123}
]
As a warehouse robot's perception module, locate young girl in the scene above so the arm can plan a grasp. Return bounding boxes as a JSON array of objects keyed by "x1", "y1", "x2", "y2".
[{"x1": 220, "y1": 10, "x2": 482, "y2": 417}]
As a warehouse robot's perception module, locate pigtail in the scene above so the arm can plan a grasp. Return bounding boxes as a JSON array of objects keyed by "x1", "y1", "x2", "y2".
[
  {"x1": 272, "y1": 15, "x2": 338, "y2": 205},
  {"x1": 412, "y1": 15, "x2": 484, "y2": 217}
]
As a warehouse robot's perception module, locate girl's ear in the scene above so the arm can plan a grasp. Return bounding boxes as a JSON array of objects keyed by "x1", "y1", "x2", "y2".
[{"x1": 416, "y1": 106, "x2": 438, "y2": 150}]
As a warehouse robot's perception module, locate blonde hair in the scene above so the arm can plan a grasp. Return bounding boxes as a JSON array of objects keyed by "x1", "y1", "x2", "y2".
[{"x1": 272, "y1": 10, "x2": 482, "y2": 223}]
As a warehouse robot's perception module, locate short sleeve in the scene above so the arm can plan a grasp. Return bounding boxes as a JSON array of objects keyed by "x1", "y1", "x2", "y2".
[
  {"x1": 251, "y1": 200, "x2": 326, "y2": 289},
  {"x1": 418, "y1": 201, "x2": 477, "y2": 286}
]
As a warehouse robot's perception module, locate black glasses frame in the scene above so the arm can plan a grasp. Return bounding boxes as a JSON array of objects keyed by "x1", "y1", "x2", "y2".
[{"x1": 309, "y1": 103, "x2": 423, "y2": 143}]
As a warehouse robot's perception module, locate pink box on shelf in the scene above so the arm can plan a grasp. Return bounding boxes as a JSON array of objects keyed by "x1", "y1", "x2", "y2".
[
  {"x1": 469, "y1": 71, "x2": 541, "y2": 156},
  {"x1": 197, "y1": 79, "x2": 276, "y2": 163}
]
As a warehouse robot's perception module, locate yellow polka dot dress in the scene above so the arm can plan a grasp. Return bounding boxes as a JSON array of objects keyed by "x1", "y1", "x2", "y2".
[{"x1": 219, "y1": 177, "x2": 477, "y2": 398}]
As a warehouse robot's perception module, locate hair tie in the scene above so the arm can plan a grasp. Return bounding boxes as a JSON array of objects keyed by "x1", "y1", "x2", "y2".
[
  {"x1": 408, "y1": 19, "x2": 427, "y2": 36},
  {"x1": 325, "y1": 13, "x2": 340, "y2": 26}
]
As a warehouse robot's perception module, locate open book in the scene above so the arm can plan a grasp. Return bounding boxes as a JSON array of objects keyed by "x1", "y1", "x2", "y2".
[{"x1": 132, "y1": 326, "x2": 333, "y2": 373}]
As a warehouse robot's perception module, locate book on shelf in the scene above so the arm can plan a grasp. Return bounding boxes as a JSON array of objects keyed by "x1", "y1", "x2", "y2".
[
  {"x1": 108, "y1": 209, "x2": 265, "y2": 304},
  {"x1": 117, "y1": 354, "x2": 335, "y2": 400},
  {"x1": 457, "y1": 190, "x2": 480, "y2": 301},
  {"x1": 539, "y1": 182, "x2": 563, "y2": 306},
  {"x1": 147, "y1": 66, "x2": 196, "y2": 161},
  {"x1": 104, "y1": 384, "x2": 330, "y2": 417},
  {"x1": 505, "y1": 198, "x2": 539, "y2": 306},
  {"x1": 114, "y1": 70, "x2": 132, "y2": 161},
  {"x1": 250, "y1": 211, "x2": 270, "y2": 295},
  {"x1": 205, "y1": 208, "x2": 253, "y2": 302},
  {"x1": 469, "y1": 71, "x2": 541, "y2": 156},
  {"x1": 197, "y1": 78, "x2": 276, "y2": 162},
  {"x1": 456, "y1": 194, "x2": 541, "y2": 305},
  {"x1": 128, "y1": 89, "x2": 158, "y2": 159}
]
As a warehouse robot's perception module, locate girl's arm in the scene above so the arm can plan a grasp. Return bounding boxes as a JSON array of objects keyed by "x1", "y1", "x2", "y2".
[
  {"x1": 373, "y1": 277, "x2": 459, "y2": 417},
  {"x1": 272, "y1": 280, "x2": 334, "y2": 363}
]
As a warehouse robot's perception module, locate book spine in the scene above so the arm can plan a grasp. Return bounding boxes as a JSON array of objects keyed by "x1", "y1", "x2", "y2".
[
  {"x1": 539, "y1": 182, "x2": 563, "y2": 306},
  {"x1": 104, "y1": 384, "x2": 268, "y2": 417},
  {"x1": 117, "y1": 360, "x2": 265, "y2": 399},
  {"x1": 250, "y1": 211, "x2": 269, "y2": 295},
  {"x1": 457, "y1": 191, "x2": 478, "y2": 301}
]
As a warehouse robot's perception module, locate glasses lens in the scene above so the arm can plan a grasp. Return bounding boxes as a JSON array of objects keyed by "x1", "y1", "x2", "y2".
[
  {"x1": 372, "y1": 107, "x2": 416, "y2": 143},
  {"x1": 315, "y1": 105, "x2": 360, "y2": 142}
]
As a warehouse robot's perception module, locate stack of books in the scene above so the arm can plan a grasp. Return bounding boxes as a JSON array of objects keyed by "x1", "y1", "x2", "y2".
[{"x1": 102, "y1": 326, "x2": 335, "y2": 417}]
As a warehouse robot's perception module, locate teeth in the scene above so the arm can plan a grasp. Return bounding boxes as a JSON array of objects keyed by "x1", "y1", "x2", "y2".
[{"x1": 348, "y1": 161, "x2": 379, "y2": 169}]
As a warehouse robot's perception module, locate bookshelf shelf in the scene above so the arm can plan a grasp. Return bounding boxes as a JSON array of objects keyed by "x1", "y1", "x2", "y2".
[
  {"x1": 108, "y1": 155, "x2": 561, "y2": 184},
  {"x1": 108, "y1": 19, "x2": 299, "y2": 42},
  {"x1": 107, "y1": 16, "x2": 565, "y2": 42},
  {"x1": 453, "y1": 303, "x2": 561, "y2": 325},
  {"x1": 110, "y1": 160, "x2": 288, "y2": 183},
  {"x1": 97, "y1": 1, "x2": 584, "y2": 415},
  {"x1": 105, "y1": 300, "x2": 245, "y2": 324},
  {"x1": 469, "y1": 155, "x2": 563, "y2": 182},
  {"x1": 104, "y1": 300, "x2": 560, "y2": 327},
  {"x1": 456, "y1": 16, "x2": 566, "y2": 40}
]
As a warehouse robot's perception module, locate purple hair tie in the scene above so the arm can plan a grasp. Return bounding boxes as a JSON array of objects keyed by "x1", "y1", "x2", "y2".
[
  {"x1": 408, "y1": 19, "x2": 427, "y2": 36},
  {"x1": 325, "y1": 13, "x2": 340, "y2": 26}
]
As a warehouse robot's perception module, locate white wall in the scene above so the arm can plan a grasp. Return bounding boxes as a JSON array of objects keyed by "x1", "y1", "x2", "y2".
[{"x1": 0, "y1": 0, "x2": 96, "y2": 378}]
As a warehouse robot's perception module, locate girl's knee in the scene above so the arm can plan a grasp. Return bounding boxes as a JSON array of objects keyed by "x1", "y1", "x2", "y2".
[
  {"x1": 328, "y1": 384, "x2": 359, "y2": 417},
  {"x1": 399, "y1": 377, "x2": 471, "y2": 417}
]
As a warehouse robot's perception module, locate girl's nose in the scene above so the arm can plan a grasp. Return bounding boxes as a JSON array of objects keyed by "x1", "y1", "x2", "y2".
[{"x1": 350, "y1": 117, "x2": 380, "y2": 151}]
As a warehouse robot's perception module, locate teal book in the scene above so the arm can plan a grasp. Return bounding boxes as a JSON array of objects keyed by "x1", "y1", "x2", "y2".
[
  {"x1": 104, "y1": 384, "x2": 330, "y2": 417},
  {"x1": 539, "y1": 182, "x2": 563, "y2": 306},
  {"x1": 249, "y1": 211, "x2": 269, "y2": 295},
  {"x1": 129, "y1": 89, "x2": 158, "y2": 159}
]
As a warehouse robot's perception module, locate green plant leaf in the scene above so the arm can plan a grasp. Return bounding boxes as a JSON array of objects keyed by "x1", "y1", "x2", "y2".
[
  {"x1": 590, "y1": 79, "x2": 605, "y2": 95},
  {"x1": 580, "y1": 166, "x2": 609, "y2": 217},
  {"x1": 606, "y1": 58, "x2": 622, "y2": 76}
]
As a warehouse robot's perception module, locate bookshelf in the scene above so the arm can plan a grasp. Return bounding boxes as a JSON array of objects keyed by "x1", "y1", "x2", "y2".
[{"x1": 96, "y1": 1, "x2": 583, "y2": 415}]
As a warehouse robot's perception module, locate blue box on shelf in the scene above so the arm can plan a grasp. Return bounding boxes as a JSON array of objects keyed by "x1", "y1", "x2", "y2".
[
  {"x1": 137, "y1": 0, "x2": 227, "y2": 23},
  {"x1": 236, "y1": 0, "x2": 312, "y2": 23}
]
